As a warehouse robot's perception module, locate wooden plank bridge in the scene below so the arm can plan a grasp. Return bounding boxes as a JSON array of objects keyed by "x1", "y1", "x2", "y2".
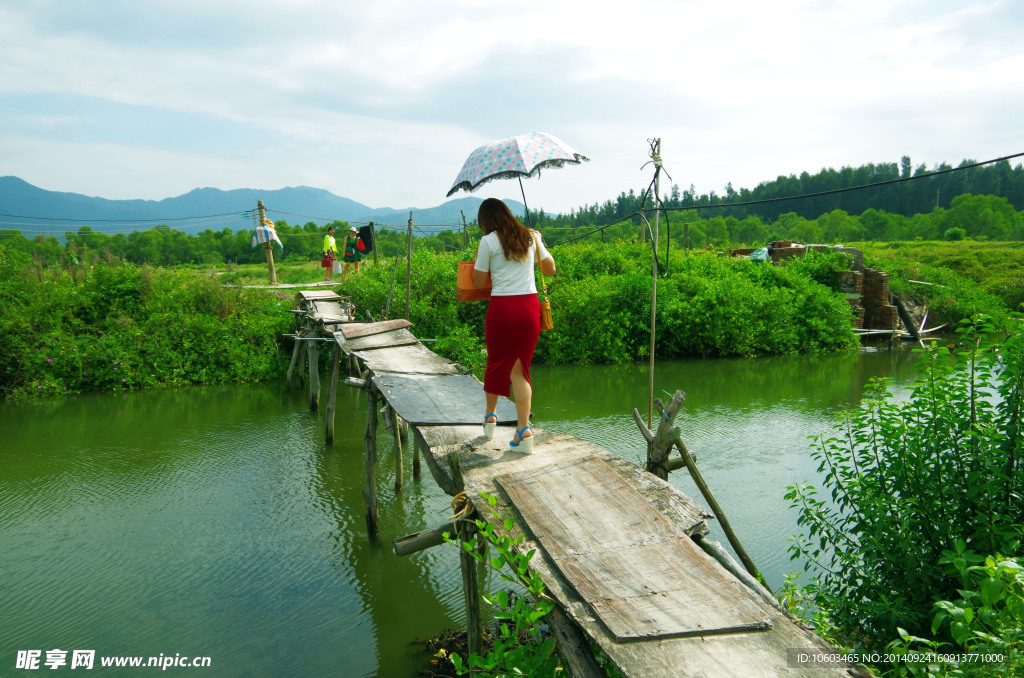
[{"x1": 286, "y1": 290, "x2": 870, "y2": 677}]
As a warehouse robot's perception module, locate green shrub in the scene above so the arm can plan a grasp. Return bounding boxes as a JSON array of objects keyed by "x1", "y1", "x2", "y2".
[
  {"x1": 0, "y1": 251, "x2": 291, "y2": 399},
  {"x1": 342, "y1": 243, "x2": 858, "y2": 367},
  {"x1": 786, "y1": 318, "x2": 1024, "y2": 650}
]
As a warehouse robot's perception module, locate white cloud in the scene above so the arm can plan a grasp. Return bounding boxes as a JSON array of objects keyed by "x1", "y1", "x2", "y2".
[{"x1": 0, "y1": 0, "x2": 1021, "y2": 214}]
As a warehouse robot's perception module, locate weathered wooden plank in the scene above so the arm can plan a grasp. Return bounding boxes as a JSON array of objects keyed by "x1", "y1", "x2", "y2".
[
  {"x1": 496, "y1": 457, "x2": 770, "y2": 641},
  {"x1": 340, "y1": 328, "x2": 420, "y2": 352},
  {"x1": 452, "y1": 452, "x2": 862, "y2": 677},
  {"x1": 296, "y1": 290, "x2": 342, "y2": 302},
  {"x1": 355, "y1": 344, "x2": 461, "y2": 375},
  {"x1": 340, "y1": 319, "x2": 412, "y2": 339},
  {"x1": 372, "y1": 373, "x2": 516, "y2": 425},
  {"x1": 419, "y1": 429, "x2": 710, "y2": 535},
  {"x1": 310, "y1": 300, "x2": 351, "y2": 323}
]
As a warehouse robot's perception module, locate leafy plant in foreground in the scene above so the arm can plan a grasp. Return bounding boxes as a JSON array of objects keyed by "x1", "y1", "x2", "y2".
[
  {"x1": 885, "y1": 549, "x2": 1023, "y2": 677},
  {"x1": 442, "y1": 492, "x2": 563, "y2": 677},
  {"x1": 786, "y1": 317, "x2": 1024, "y2": 650}
]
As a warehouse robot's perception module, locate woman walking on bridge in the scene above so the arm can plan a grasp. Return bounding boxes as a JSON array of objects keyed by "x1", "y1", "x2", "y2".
[{"x1": 472, "y1": 198, "x2": 556, "y2": 454}]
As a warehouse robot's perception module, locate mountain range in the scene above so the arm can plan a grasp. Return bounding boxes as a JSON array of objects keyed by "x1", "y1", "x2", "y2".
[{"x1": 0, "y1": 176, "x2": 525, "y2": 236}]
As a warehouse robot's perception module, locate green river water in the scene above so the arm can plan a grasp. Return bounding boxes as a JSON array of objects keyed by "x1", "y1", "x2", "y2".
[{"x1": 1, "y1": 348, "x2": 924, "y2": 676}]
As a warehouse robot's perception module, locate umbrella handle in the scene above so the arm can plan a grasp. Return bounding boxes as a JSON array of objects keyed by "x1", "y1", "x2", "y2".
[{"x1": 518, "y1": 176, "x2": 534, "y2": 229}]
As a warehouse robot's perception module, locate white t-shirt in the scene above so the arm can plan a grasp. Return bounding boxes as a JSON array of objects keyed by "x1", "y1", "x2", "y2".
[{"x1": 474, "y1": 230, "x2": 551, "y2": 296}]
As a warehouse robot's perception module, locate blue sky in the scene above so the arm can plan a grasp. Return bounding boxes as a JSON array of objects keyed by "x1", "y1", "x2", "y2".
[{"x1": 1, "y1": 0, "x2": 1022, "y2": 217}]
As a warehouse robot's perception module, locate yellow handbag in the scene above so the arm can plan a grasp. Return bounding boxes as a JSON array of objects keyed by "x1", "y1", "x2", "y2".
[{"x1": 532, "y1": 232, "x2": 554, "y2": 331}]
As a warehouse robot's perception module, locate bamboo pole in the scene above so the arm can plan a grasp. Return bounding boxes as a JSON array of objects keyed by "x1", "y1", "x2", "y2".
[
  {"x1": 306, "y1": 341, "x2": 321, "y2": 412},
  {"x1": 363, "y1": 381, "x2": 380, "y2": 538},
  {"x1": 413, "y1": 433, "x2": 423, "y2": 479},
  {"x1": 325, "y1": 343, "x2": 341, "y2": 444},
  {"x1": 256, "y1": 200, "x2": 278, "y2": 285},
  {"x1": 648, "y1": 138, "x2": 661, "y2": 429}
]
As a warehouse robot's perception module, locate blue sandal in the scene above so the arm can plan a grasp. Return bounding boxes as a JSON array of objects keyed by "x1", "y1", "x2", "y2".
[
  {"x1": 483, "y1": 413, "x2": 497, "y2": 440},
  {"x1": 510, "y1": 425, "x2": 533, "y2": 454}
]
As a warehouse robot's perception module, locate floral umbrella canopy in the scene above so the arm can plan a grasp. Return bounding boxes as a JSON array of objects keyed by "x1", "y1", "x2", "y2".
[{"x1": 446, "y1": 132, "x2": 588, "y2": 221}]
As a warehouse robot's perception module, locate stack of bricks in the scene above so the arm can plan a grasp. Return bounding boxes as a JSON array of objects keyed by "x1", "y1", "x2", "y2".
[
  {"x1": 862, "y1": 268, "x2": 899, "y2": 330},
  {"x1": 769, "y1": 241, "x2": 805, "y2": 263},
  {"x1": 840, "y1": 270, "x2": 865, "y2": 328}
]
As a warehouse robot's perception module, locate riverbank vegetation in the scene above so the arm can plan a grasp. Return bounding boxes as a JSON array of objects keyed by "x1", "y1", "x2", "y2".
[
  {"x1": 0, "y1": 246, "x2": 290, "y2": 400},
  {"x1": 342, "y1": 243, "x2": 858, "y2": 374},
  {"x1": 785, "y1": 319, "x2": 1024, "y2": 675},
  {"x1": 5, "y1": 229, "x2": 1023, "y2": 400}
]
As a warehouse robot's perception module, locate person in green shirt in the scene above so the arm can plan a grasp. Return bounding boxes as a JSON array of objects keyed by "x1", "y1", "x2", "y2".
[
  {"x1": 322, "y1": 226, "x2": 337, "y2": 281},
  {"x1": 341, "y1": 226, "x2": 362, "y2": 281}
]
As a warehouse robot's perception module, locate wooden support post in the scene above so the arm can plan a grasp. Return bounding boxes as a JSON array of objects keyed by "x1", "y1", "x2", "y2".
[
  {"x1": 363, "y1": 381, "x2": 380, "y2": 538},
  {"x1": 325, "y1": 343, "x2": 341, "y2": 444},
  {"x1": 546, "y1": 606, "x2": 607, "y2": 677},
  {"x1": 306, "y1": 341, "x2": 321, "y2": 412},
  {"x1": 413, "y1": 432, "x2": 423, "y2": 479},
  {"x1": 658, "y1": 396, "x2": 770, "y2": 592},
  {"x1": 447, "y1": 452, "x2": 482, "y2": 656},
  {"x1": 393, "y1": 522, "x2": 457, "y2": 556},
  {"x1": 458, "y1": 519, "x2": 483, "y2": 658},
  {"x1": 285, "y1": 332, "x2": 302, "y2": 390},
  {"x1": 392, "y1": 408, "x2": 404, "y2": 493},
  {"x1": 257, "y1": 200, "x2": 278, "y2": 285},
  {"x1": 634, "y1": 390, "x2": 687, "y2": 480}
]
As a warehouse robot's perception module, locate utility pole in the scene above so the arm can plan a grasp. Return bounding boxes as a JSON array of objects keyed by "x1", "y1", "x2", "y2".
[
  {"x1": 257, "y1": 200, "x2": 278, "y2": 285},
  {"x1": 406, "y1": 212, "x2": 413, "y2": 321}
]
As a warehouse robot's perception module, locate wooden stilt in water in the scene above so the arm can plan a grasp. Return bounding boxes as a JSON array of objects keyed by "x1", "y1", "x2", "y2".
[
  {"x1": 393, "y1": 409, "x2": 404, "y2": 493},
  {"x1": 412, "y1": 430, "x2": 422, "y2": 479},
  {"x1": 363, "y1": 381, "x2": 379, "y2": 538},
  {"x1": 458, "y1": 519, "x2": 483, "y2": 657},
  {"x1": 285, "y1": 333, "x2": 302, "y2": 390},
  {"x1": 447, "y1": 452, "x2": 482, "y2": 657},
  {"x1": 546, "y1": 606, "x2": 606, "y2": 677},
  {"x1": 307, "y1": 341, "x2": 321, "y2": 412},
  {"x1": 325, "y1": 344, "x2": 341, "y2": 444}
]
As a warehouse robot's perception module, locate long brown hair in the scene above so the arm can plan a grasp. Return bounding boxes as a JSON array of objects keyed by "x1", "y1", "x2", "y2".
[{"x1": 478, "y1": 198, "x2": 531, "y2": 261}]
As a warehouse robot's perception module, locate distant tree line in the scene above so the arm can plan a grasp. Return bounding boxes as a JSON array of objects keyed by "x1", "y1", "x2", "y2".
[
  {"x1": 1, "y1": 157, "x2": 1022, "y2": 267},
  {"x1": 533, "y1": 156, "x2": 1024, "y2": 229}
]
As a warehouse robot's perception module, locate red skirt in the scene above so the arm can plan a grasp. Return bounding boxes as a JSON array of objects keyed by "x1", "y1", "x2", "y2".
[{"x1": 484, "y1": 294, "x2": 541, "y2": 397}]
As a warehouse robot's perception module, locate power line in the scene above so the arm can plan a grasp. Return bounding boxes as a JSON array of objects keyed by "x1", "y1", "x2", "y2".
[
  {"x1": 659, "y1": 151, "x2": 1024, "y2": 214},
  {"x1": 548, "y1": 150, "x2": 1024, "y2": 247}
]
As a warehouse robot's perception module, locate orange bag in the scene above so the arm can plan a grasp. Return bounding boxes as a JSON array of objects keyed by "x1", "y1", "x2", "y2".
[{"x1": 456, "y1": 260, "x2": 491, "y2": 302}]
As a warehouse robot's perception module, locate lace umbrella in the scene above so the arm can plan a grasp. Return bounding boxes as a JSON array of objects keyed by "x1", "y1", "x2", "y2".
[{"x1": 446, "y1": 132, "x2": 589, "y2": 223}]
